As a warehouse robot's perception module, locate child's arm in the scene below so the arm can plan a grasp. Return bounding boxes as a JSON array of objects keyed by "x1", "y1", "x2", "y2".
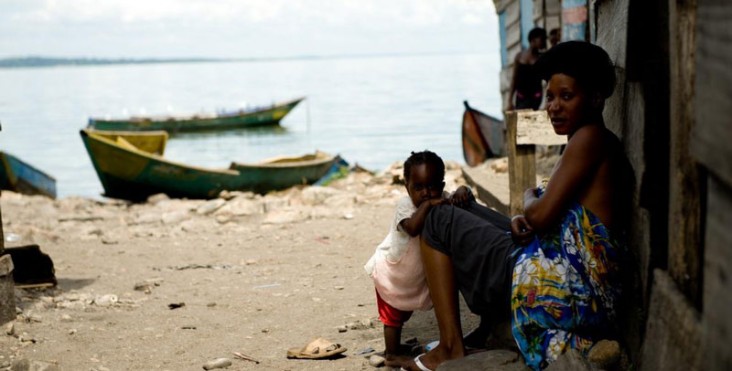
[{"x1": 399, "y1": 198, "x2": 446, "y2": 237}]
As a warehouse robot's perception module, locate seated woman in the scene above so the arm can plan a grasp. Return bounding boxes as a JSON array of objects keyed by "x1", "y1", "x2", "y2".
[{"x1": 404, "y1": 41, "x2": 632, "y2": 371}]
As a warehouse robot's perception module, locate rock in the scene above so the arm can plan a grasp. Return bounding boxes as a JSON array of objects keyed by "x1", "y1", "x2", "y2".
[
  {"x1": 262, "y1": 210, "x2": 308, "y2": 225},
  {"x1": 437, "y1": 349, "x2": 525, "y2": 371},
  {"x1": 101, "y1": 237, "x2": 118, "y2": 245},
  {"x1": 369, "y1": 354, "x2": 386, "y2": 367},
  {"x1": 60, "y1": 314, "x2": 72, "y2": 322},
  {"x1": 161, "y1": 211, "x2": 189, "y2": 225},
  {"x1": 301, "y1": 186, "x2": 348, "y2": 205},
  {"x1": 196, "y1": 199, "x2": 226, "y2": 215},
  {"x1": 93, "y1": 294, "x2": 118, "y2": 307},
  {"x1": 5, "y1": 322, "x2": 14, "y2": 336},
  {"x1": 202, "y1": 358, "x2": 232, "y2": 370},
  {"x1": 134, "y1": 278, "x2": 164, "y2": 293},
  {"x1": 146, "y1": 193, "x2": 170, "y2": 205},
  {"x1": 345, "y1": 319, "x2": 373, "y2": 330},
  {"x1": 68, "y1": 328, "x2": 77, "y2": 335},
  {"x1": 544, "y1": 349, "x2": 591, "y2": 371},
  {"x1": 214, "y1": 198, "x2": 262, "y2": 217},
  {"x1": 587, "y1": 340, "x2": 621, "y2": 369},
  {"x1": 336, "y1": 325, "x2": 347, "y2": 333},
  {"x1": 11, "y1": 359, "x2": 60, "y2": 371}
]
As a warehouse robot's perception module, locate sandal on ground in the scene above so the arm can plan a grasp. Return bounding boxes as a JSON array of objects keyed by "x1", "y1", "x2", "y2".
[{"x1": 286, "y1": 337, "x2": 347, "y2": 359}]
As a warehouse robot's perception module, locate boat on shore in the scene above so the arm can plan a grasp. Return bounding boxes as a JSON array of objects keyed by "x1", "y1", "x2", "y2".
[
  {"x1": 80, "y1": 129, "x2": 339, "y2": 202},
  {"x1": 0, "y1": 152, "x2": 57, "y2": 198},
  {"x1": 461, "y1": 101, "x2": 506, "y2": 166},
  {"x1": 87, "y1": 97, "x2": 305, "y2": 133}
]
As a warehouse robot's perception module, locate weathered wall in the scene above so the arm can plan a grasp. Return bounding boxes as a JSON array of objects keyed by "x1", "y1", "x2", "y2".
[{"x1": 693, "y1": 1, "x2": 732, "y2": 368}]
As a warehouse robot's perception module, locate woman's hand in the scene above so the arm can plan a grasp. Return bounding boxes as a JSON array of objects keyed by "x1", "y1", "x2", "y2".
[
  {"x1": 449, "y1": 186, "x2": 472, "y2": 207},
  {"x1": 511, "y1": 215, "x2": 535, "y2": 246}
]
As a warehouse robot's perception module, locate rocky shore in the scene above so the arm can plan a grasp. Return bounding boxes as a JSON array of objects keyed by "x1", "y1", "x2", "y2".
[{"x1": 0, "y1": 162, "x2": 485, "y2": 371}]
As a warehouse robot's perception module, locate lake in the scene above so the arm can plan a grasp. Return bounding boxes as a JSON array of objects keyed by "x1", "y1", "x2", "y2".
[{"x1": 0, "y1": 53, "x2": 502, "y2": 198}]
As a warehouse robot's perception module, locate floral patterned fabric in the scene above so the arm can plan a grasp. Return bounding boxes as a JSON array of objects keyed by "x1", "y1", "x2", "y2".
[{"x1": 510, "y1": 184, "x2": 623, "y2": 370}]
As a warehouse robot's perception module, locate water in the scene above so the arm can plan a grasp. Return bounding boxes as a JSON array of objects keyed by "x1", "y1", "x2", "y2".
[{"x1": 0, "y1": 53, "x2": 502, "y2": 198}]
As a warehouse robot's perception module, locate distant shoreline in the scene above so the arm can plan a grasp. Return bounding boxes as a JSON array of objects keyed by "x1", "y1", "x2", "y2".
[{"x1": 0, "y1": 51, "x2": 493, "y2": 69}]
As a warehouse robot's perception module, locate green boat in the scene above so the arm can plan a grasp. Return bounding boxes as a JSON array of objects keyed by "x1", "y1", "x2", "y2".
[
  {"x1": 80, "y1": 129, "x2": 338, "y2": 202},
  {"x1": 0, "y1": 152, "x2": 57, "y2": 198},
  {"x1": 87, "y1": 97, "x2": 305, "y2": 133}
]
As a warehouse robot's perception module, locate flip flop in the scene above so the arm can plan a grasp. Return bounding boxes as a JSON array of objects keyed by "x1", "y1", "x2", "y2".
[
  {"x1": 400, "y1": 354, "x2": 433, "y2": 371},
  {"x1": 286, "y1": 337, "x2": 347, "y2": 359}
]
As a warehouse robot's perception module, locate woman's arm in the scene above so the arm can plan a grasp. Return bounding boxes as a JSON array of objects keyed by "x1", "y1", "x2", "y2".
[{"x1": 523, "y1": 125, "x2": 606, "y2": 233}]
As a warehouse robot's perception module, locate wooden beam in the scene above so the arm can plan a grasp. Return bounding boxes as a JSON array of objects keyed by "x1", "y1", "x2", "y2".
[{"x1": 507, "y1": 111, "x2": 537, "y2": 216}]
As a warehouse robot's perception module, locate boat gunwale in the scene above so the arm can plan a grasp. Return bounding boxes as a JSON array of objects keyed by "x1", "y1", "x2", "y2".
[
  {"x1": 82, "y1": 129, "x2": 240, "y2": 176},
  {"x1": 0, "y1": 151, "x2": 57, "y2": 182},
  {"x1": 87, "y1": 97, "x2": 306, "y2": 124}
]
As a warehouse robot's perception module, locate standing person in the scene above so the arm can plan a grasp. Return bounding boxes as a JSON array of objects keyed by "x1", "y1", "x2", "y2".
[
  {"x1": 507, "y1": 28, "x2": 547, "y2": 111},
  {"x1": 401, "y1": 41, "x2": 631, "y2": 371},
  {"x1": 549, "y1": 28, "x2": 561, "y2": 48}
]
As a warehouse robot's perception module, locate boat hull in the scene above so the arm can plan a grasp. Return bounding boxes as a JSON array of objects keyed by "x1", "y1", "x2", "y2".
[
  {"x1": 461, "y1": 101, "x2": 506, "y2": 166},
  {"x1": 0, "y1": 152, "x2": 57, "y2": 198},
  {"x1": 88, "y1": 97, "x2": 304, "y2": 133},
  {"x1": 80, "y1": 129, "x2": 337, "y2": 201}
]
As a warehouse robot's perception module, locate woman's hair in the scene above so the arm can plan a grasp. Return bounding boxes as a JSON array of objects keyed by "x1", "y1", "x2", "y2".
[
  {"x1": 404, "y1": 150, "x2": 445, "y2": 183},
  {"x1": 535, "y1": 41, "x2": 616, "y2": 99}
]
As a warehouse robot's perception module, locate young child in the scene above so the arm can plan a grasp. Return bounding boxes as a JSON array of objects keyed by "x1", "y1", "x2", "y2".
[{"x1": 364, "y1": 150, "x2": 471, "y2": 366}]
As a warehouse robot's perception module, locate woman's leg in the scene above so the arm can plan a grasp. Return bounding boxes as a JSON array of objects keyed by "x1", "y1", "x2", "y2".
[{"x1": 405, "y1": 239, "x2": 465, "y2": 370}]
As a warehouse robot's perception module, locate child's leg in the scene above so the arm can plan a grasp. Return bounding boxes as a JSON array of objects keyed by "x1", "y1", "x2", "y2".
[{"x1": 376, "y1": 289, "x2": 414, "y2": 365}]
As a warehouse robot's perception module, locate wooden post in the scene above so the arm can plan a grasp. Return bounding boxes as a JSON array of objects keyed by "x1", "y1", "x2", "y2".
[{"x1": 506, "y1": 111, "x2": 537, "y2": 216}]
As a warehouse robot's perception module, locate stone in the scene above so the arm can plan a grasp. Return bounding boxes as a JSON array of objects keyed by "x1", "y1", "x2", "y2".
[
  {"x1": 369, "y1": 354, "x2": 386, "y2": 367},
  {"x1": 544, "y1": 349, "x2": 591, "y2": 371},
  {"x1": 0, "y1": 255, "x2": 15, "y2": 325},
  {"x1": 10, "y1": 359, "x2": 59, "y2": 371},
  {"x1": 262, "y1": 210, "x2": 308, "y2": 225},
  {"x1": 202, "y1": 357, "x2": 232, "y2": 370},
  {"x1": 196, "y1": 199, "x2": 226, "y2": 215},
  {"x1": 437, "y1": 349, "x2": 525, "y2": 371},
  {"x1": 146, "y1": 193, "x2": 170, "y2": 205},
  {"x1": 5, "y1": 322, "x2": 14, "y2": 336},
  {"x1": 93, "y1": 294, "x2": 118, "y2": 307},
  {"x1": 336, "y1": 325, "x2": 347, "y2": 333},
  {"x1": 161, "y1": 211, "x2": 189, "y2": 225},
  {"x1": 587, "y1": 340, "x2": 620, "y2": 369}
]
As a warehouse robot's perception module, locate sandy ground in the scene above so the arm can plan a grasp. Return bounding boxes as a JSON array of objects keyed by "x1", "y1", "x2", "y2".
[{"x1": 0, "y1": 162, "x2": 483, "y2": 371}]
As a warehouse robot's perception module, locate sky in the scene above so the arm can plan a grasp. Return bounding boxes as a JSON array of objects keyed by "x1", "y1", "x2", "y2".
[{"x1": 0, "y1": 0, "x2": 500, "y2": 59}]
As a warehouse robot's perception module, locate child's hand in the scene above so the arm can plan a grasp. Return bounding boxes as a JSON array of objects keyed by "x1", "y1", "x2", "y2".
[
  {"x1": 428, "y1": 198, "x2": 447, "y2": 207},
  {"x1": 449, "y1": 186, "x2": 472, "y2": 207},
  {"x1": 510, "y1": 215, "x2": 535, "y2": 246}
]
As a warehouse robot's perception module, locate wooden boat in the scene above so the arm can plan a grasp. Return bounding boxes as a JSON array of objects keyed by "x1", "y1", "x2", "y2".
[
  {"x1": 461, "y1": 101, "x2": 506, "y2": 166},
  {"x1": 87, "y1": 97, "x2": 305, "y2": 133},
  {"x1": 0, "y1": 152, "x2": 57, "y2": 198},
  {"x1": 80, "y1": 129, "x2": 338, "y2": 201}
]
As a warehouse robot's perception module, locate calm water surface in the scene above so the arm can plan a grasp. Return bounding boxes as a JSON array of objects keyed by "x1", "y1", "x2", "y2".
[{"x1": 0, "y1": 54, "x2": 502, "y2": 198}]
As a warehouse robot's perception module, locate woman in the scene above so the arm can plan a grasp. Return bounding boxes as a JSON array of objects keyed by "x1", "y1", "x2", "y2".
[{"x1": 405, "y1": 41, "x2": 631, "y2": 371}]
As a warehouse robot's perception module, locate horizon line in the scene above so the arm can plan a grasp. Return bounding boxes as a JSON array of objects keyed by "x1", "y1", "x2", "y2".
[{"x1": 0, "y1": 50, "x2": 498, "y2": 69}]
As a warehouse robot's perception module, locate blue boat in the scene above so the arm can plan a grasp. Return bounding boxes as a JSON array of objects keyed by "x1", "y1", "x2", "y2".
[{"x1": 0, "y1": 152, "x2": 57, "y2": 198}]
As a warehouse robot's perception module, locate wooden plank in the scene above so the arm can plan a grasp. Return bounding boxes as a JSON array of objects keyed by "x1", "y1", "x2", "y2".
[
  {"x1": 462, "y1": 165, "x2": 510, "y2": 215},
  {"x1": 506, "y1": 111, "x2": 537, "y2": 216},
  {"x1": 506, "y1": 1, "x2": 520, "y2": 25},
  {"x1": 692, "y1": 1, "x2": 732, "y2": 186},
  {"x1": 507, "y1": 21, "x2": 522, "y2": 48},
  {"x1": 516, "y1": 110, "x2": 567, "y2": 146},
  {"x1": 668, "y1": 0, "x2": 702, "y2": 307},
  {"x1": 702, "y1": 179, "x2": 732, "y2": 370}
]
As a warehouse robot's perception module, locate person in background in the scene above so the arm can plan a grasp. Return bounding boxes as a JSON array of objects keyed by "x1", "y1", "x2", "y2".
[
  {"x1": 549, "y1": 28, "x2": 561, "y2": 48},
  {"x1": 507, "y1": 27, "x2": 547, "y2": 111}
]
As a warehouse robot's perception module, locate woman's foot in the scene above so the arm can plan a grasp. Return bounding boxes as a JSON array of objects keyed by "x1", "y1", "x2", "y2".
[
  {"x1": 384, "y1": 353, "x2": 415, "y2": 368},
  {"x1": 400, "y1": 342, "x2": 465, "y2": 371}
]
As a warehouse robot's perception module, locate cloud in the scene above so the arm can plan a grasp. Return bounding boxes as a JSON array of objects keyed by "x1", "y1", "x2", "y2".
[{"x1": 0, "y1": 0, "x2": 498, "y2": 58}]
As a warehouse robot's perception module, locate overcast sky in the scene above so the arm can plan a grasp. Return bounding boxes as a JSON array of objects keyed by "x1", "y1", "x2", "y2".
[{"x1": 0, "y1": 0, "x2": 499, "y2": 59}]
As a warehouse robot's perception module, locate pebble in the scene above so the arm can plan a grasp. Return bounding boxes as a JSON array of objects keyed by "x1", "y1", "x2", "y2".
[
  {"x1": 336, "y1": 325, "x2": 348, "y2": 333},
  {"x1": 68, "y1": 329, "x2": 77, "y2": 335},
  {"x1": 369, "y1": 355, "x2": 386, "y2": 367},
  {"x1": 4, "y1": 323, "x2": 13, "y2": 336},
  {"x1": 202, "y1": 357, "x2": 232, "y2": 370},
  {"x1": 60, "y1": 314, "x2": 72, "y2": 322},
  {"x1": 94, "y1": 294, "x2": 118, "y2": 307}
]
